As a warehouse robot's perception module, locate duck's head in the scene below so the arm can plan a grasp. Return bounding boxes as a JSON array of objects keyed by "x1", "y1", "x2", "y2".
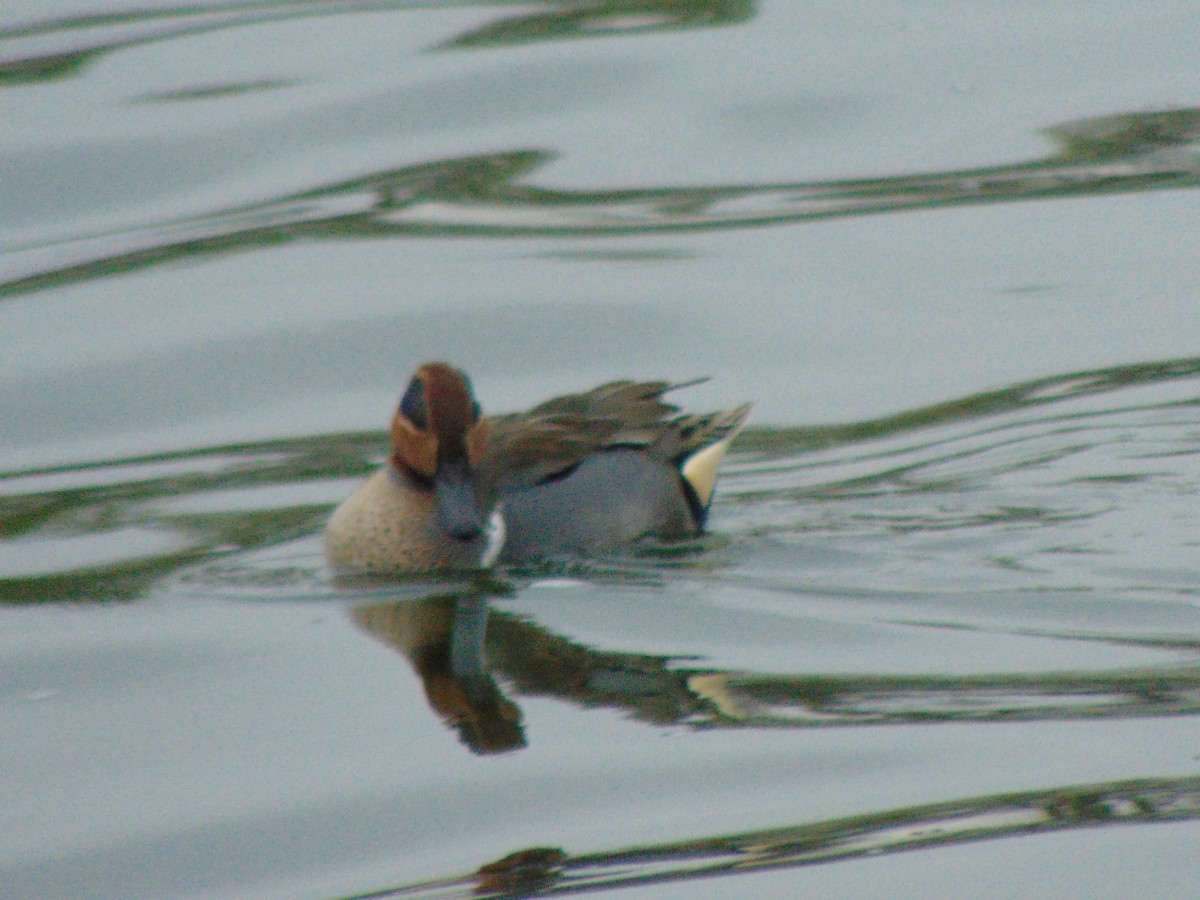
[{"x1": 390, "y1": 363, "x2": 492, "y2": 543}]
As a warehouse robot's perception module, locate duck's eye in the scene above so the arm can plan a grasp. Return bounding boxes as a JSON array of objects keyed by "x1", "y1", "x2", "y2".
[{"x1": 399, "y1": 376, "x2": 428, "y2": 429}]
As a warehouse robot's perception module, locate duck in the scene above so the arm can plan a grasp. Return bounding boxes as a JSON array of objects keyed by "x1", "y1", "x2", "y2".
[{"x1": 325, "y1": 363, "x2": 751, "y2": 575}]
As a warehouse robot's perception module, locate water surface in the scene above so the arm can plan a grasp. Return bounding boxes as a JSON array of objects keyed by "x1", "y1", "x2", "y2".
[{"x1": 3, "y1": 2, "x2": 1200, "y2": 897}]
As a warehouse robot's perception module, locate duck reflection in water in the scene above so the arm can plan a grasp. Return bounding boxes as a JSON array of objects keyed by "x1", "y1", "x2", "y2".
[
  {"x1": 350, "y1": 583, "x2": 732, "y2": 757},
  {"x1": 351, "y1": 584, "x2": 1200, "y2": 758},
  {"x1": 352, "y1": 592, "x2": 525, "y2": 755}
]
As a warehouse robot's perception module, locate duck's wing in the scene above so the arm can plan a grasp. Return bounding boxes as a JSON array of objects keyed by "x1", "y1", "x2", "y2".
[
  {"x1": 480, "y1": 379, "x2": 704, "y2": 489},
  {"x1": 523, "y1": 379, "x2": 699, "y2": 425}
]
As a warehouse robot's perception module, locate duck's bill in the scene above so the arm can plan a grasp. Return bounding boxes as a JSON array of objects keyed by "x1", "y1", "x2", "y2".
[{"x1": 434, "y1": 457, "x2": 486, "y2": 541}]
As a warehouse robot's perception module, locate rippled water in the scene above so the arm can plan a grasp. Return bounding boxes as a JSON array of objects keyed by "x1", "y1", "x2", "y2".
[{"x1": 4, "y1": 3, "x2": 1200, "y2": 898}]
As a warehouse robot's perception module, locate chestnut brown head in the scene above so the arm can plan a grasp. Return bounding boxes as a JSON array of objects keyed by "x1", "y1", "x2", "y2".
[{"x1": 390, "y1": 363, "x2": 491, "y2": 540}]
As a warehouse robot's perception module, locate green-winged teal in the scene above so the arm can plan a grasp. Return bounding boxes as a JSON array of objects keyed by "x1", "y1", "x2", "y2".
[{"x1": 325, "y1": 363, "x2": 751, "y2": 574}]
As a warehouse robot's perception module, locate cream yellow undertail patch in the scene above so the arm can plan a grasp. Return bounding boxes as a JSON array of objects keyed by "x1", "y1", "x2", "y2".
[{"x1": 681, "y1": 432, "x2": 735, "y2": 508}]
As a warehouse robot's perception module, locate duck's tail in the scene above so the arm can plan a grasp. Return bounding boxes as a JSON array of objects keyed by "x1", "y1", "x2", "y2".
[{"x1": 677, "y1": 402, "x2": 753, "y2": 520}]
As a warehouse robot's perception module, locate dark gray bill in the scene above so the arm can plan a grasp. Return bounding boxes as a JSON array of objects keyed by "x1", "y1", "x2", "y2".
[{"x1": 434, "y1": 457, "x2": 486, "y2": 541}]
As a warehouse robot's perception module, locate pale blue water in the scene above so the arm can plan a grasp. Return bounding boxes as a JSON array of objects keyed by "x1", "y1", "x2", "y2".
[{"x1": 3, "y1": 3, "x2": 1200, "y2": 898}]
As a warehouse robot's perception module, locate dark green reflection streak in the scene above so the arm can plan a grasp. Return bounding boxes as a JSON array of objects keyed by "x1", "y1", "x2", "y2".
[
  {"x1": 4, "y1": 109, "x2": 1199, "y2": 299},
  {"x1": 0, "y1": 431, "x2": 377, "y2": 604},
  {"x1": 346, "y1": 775, "x2": 1200, "y2": 898},
  {"x1": 1, "y1": 1, "x2": 347, "y2": 85},
  {"x1": 440, "y1": 0, "x2": 753, "y2": 48},
  {"x1": 733, "y1": 355, "x2": 1200, "y2": 455},
  {"x1": 0, "y1": 0, "x2": 752, "y2": 86}
]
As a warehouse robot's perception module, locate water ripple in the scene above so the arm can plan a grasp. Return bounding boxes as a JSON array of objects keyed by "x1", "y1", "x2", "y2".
[{"x1": 4, "y1": 108, "x2": 1199, "y2": 298}]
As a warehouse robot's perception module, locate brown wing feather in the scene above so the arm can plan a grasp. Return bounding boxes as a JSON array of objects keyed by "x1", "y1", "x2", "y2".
[
  {"x1": 658, "y1": 403, "x2": 755, "y2": 461},
  {"x1": 480, "y1": 379, "x2": 712, "y2": 489}
]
